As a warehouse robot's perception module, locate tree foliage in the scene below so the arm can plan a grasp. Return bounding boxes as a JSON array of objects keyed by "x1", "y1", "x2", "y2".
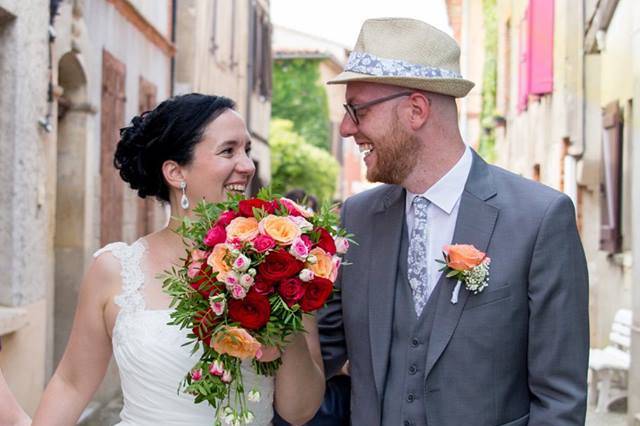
[
  {"x1": 270, "y1": 119, "x2": 339, "y2": 203},
  {"x1": 272, "y1": 58, "x2": 331, "y2": 151},
  {"x1": 479, "y1": 0, "x2": 497, "y2": 162}
]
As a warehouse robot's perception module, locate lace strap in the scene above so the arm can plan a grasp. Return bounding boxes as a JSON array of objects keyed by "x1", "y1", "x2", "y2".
[{"x1": 93, "y1": 240, "x2": 147, "y2": 313}]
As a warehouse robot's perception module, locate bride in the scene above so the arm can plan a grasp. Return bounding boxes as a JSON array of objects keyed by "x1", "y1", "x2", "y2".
[{"x1": 31, "y1": 93, "x2": 325, "y2": 425}]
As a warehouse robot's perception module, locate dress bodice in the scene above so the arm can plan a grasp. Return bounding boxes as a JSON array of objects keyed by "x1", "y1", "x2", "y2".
[{"x1": 95, "y1": 240, "x2": 274, "y2": 426}]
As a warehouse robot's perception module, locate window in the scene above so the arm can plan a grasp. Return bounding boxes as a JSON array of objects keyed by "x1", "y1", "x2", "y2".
[
  {"x1": 599, "y1": 101, "x2": 623, "y2": 253},
  {"x1": 518, "y1": 0, "x2": 554, "y2": 112},
  {"x1": 249, "y1": 2, "x2": 272, "y2": 99}
]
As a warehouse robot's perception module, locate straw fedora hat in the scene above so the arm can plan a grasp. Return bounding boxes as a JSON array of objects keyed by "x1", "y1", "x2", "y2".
[{"x1": 327, "y1": 17, "x2": 474, "y2": 98}]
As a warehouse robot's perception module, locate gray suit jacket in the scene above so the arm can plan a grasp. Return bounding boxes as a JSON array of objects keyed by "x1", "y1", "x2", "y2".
[{"x1": 318, "y1": 152, "x2": 589, "y2": 425}]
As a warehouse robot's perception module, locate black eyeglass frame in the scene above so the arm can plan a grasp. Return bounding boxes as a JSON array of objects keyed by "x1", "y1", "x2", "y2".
[{"x1": 343, "y1": 91, "x2": 414, "y2": 125}]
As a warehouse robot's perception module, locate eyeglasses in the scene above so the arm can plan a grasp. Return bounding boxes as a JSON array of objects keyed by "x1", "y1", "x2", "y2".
[{"x1": 343, "y1": 91, "x2": 413, "y2": 125}]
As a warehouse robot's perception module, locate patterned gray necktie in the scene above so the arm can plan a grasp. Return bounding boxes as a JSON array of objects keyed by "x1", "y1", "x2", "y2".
[{"x1": 408, "y1": 196, "x2": 430, "y2": 316}]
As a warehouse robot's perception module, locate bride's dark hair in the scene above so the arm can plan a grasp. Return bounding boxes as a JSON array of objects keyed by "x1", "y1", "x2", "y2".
[{"x1": 114, "y1": 93, "x2": 235, "y2": 202}]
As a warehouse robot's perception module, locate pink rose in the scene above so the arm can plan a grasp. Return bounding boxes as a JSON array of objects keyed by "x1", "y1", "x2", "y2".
[
  {"x1": 233, "y1": 254, "x2": 251, "y2": 272},
  {"x1": 209, "y1": 360, "x2": 224, "y2": 376},
  {"x1": 335, "y1": 237, "x2": 349, "y2": 254},
  {"x1": 191, "y1": 369, "x2": 203, "y2": 381},
  {"x1": 240, "y1": 273, "x2": 254, "y2": 288},
  {"x1": 290, "y1": 216, "x2": 313, "y2": 232},
  {"x1": 280, "y1": 198, "x2": 314, "y2": 218},
  {"x1": 330, "y1": 256, "x2": 342, "y2": 282},
  {"x1": 220, "y1": 271, "x2": 240, "y2": 287},
  {"x1": 289, "y1": 237, "x2": 310, "y2": 261},
  {"x1": 221, "y1": 370, "x2": 232, "y2": 383},
  {"x1": 253, "y1": 235, "x2": 276, "y2": 253},
  {"x1": 204, "y1": 225, "x2": 227, "y2": 247},
  {"x1": 230, "y1": 284, "x2": 247, "y2": 299},
  {"x1": 209, "y1": 294, "x2": 226, "y2": 316},
  {"x1": 301, "y1": 235, "x2": 313, "y2": 249}
]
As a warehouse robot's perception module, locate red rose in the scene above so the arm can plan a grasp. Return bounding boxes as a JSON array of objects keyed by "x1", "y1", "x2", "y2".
[
  {"x1": 228, "y1": 290, "x2": 271, "y2": 330},
  {"x1": 258, "y1": 250, "x2": 304, "y2": 281},
  {"x1": 190, "y1": 264, "x2": 223, "y2": 299},
  {"x1": 192, "y1": 308, "x2": 219, "y2": 346},
  {"x1": 300, "y1": 277, "x2": 333, "y2": 312},
  {"x1": 253, "y1": 235, "x2": 276, "y2": 253},
  {"x1": 253, "y1": 275, "x2": 276, "y2": 295},
  {"x1": 215, "y1": 210, "x2": 238, "y2": 228},
  {"x1": 315, "y1": 227, "x2": 337, "y2": 255},
  {"x1": 204, "y1": 225, "x2": 227, "y2": 247},
  {"x1": 278, "y1": 278, "x2": 306, "y2": 306},
  {"x1": 239, "y1": 199, "x2": 276, "y2": 217}
]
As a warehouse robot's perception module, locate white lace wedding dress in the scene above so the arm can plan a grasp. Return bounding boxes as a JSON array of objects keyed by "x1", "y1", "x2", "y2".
[{"x1": 95, "y1": 240, "x2": 274, "y2": 426}]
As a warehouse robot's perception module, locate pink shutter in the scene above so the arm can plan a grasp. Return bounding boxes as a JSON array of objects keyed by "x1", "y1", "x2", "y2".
[
  {"x1": 529, "y1": 0, "x2": 554, "y2": 94},
  {"x1": 517, "y1": 7, "x2": 530, "y2": 112}
]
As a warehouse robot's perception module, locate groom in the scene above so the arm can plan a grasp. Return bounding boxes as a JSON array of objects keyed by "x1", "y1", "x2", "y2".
[{"x1": 318, "y1": 18, "x2": 589, "y2": 425}]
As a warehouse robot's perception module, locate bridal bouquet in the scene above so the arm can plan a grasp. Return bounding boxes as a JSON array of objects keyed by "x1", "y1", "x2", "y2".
[{"x1": 163, "y1": 189, "x2": 350, "y2": 425}]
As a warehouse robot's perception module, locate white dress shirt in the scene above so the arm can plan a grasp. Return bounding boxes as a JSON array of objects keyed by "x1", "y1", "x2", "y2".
[{"x1": 405, "y1": 146, "x2": 473, "y2": 300}]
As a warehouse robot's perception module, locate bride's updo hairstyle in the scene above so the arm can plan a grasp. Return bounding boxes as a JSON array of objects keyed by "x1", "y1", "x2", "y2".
[{"x1": 114, "y1": 93, "x2": 235, "y2": 203}]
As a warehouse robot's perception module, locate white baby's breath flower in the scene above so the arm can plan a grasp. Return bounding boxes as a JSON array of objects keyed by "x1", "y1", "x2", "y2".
[{"x1": 247, "y1": 389, "x2": 261, "y2": 402}]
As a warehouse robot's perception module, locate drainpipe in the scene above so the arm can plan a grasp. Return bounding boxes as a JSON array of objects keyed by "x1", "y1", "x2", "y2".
[
  {"x1": 170, "y1": 0, "x2": 177, "y2": 95},
  {"x1": 246, "y1": 0, "x2": 255, "y2": 134}
]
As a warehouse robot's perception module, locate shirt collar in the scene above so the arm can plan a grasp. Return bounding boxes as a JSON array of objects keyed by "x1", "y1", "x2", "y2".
[{"x1": 406, "y1": 145, "x2": 473, "y2": 215}]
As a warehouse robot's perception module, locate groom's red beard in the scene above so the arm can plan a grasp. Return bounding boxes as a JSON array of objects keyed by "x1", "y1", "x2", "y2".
[{"x1": 365, "y1": 118, "x2": 421, "y2": 185}]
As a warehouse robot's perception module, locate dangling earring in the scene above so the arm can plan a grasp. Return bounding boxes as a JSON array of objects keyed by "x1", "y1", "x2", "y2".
[{"x1": 180, "y1": 181, "x2": 190, "y2": 210}]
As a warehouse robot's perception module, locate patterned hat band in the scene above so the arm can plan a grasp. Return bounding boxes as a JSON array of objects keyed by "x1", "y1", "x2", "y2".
[{"x1": 344, "y1": 51, "x2": 463, "y2": 80}]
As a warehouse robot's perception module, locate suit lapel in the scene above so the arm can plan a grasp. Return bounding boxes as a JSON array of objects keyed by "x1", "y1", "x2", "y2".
[
  {"x1": 424, "y1": 151, "x2": 500, "y2": 379},
  {"x1": 368, "y1": 185, "x2": 405, "y2": 402}
]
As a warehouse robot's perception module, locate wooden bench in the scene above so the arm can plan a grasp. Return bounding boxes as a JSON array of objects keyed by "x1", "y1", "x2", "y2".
[{"x1": 588, "y1": 308, "x2": 632, "y2": 412}]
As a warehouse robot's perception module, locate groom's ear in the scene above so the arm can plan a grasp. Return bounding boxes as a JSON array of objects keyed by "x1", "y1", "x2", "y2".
[
  {"x1": 405, "y1": 92, "x2": 431, "y2": 130},
  {"x1": 162, "y1": 160, "x2": 185, "y2": 190}
]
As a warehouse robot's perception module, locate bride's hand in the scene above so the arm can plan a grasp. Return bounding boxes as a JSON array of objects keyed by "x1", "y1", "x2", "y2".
[{"x1": 256, "y1": 345, "x2": 282, "y2": 362}]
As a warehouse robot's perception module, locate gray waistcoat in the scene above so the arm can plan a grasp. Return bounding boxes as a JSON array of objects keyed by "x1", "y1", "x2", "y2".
[{"x1": 381, "y1": 223, "x2": 441, "y2": 426}]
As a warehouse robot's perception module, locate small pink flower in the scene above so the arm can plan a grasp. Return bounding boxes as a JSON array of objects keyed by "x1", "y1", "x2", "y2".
[
  {"x1": 335, "y1": 237, "x2": 350, "y2": 254},
  {"x1": 230, "y1": 283, "x2": 247, "y2": 299},
  {"x1": 252, "y1": 235, "x2": 276, "y2": 253},
  {"x1": 228, "y1": 237, "x2": 244, "y2": 250},
  {"x1": 221, "y1": 370, "x2": 233, "y2": 383},
  {"x1": 209, "y1": 294, "x2": 226, "y2": 316},
  {"x1": 233, "y1": 254, "x2": 250, "y2": 272},
  {"x1": 191, "y1": 368, "x2": 203, "y2": 381},
  {"x1": 299, "y1": 268, "x2": 315, "y2": 282},
  {"x1": 204, "y1": 225, "x2": 227, "y2": 247},
  {"x1": 209, "y1": 360, "x2": 224, "y2": 376},
  {"x1": 240, "y1": 273, "x2": 254, "y2": 288},
  {"x1": 221, "y1": 271, "x2": 240, "y2": 286},
  {"x1": 255, "y1": 347, "x2": 263, "y2": 360},
  {"x1": 289, "y1": 237, "x2": 310, "y2": 261}
]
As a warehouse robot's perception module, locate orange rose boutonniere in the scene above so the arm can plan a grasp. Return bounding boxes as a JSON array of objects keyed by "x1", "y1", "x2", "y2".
[{"x1": 437, "y1": 244, "x2": 491, "y2": 304}]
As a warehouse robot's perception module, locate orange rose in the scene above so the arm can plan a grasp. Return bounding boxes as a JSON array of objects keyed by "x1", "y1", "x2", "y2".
[
  {"x1": 226, "y1": 217, "x2": 259, "y2": 242},
  {"x1": 207, "y1": 244, "x2": 232, "y2": 274},
  {"x1": 259, "y1": 215, "x2": 301, "y2": 245},
  {"x1": 212, "y1": 326, "x2": 261, "y2": 359},
  {"x1": 445, "y1": 244, "x2": 487, "y2": 271},
  {"x1": 307, "y1": 247, "x2": 334, "y2": 280}
]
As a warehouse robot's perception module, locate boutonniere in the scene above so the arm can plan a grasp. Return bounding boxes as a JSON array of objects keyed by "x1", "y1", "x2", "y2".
[{"x1": 436, "y1": 244, "x2": 491, "y2": 304}]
